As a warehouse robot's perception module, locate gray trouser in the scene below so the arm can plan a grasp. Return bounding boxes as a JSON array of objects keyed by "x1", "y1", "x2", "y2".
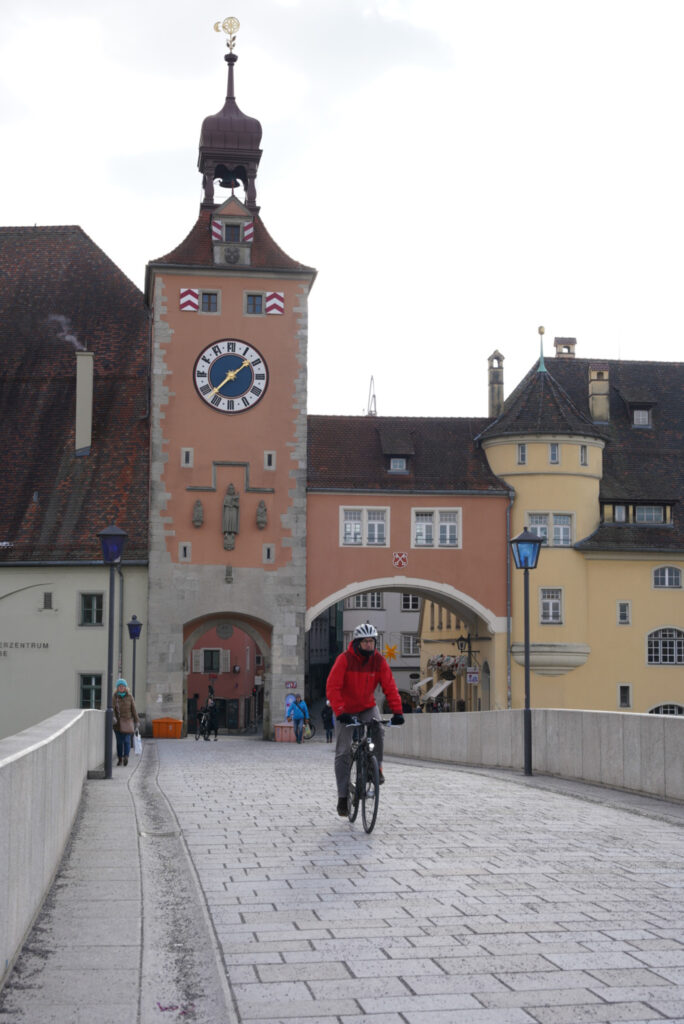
[{"x1": 335, "y1": 706, "x2": 383, "y2": 797}]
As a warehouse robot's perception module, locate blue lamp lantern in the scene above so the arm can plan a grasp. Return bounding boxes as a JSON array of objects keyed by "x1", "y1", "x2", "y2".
[
  {"x1": 98, "y1": 524, "x2": 129, "y2": 564},
  {"x1": 509, "y1": 528, "x2": 543, "y2": 570}
]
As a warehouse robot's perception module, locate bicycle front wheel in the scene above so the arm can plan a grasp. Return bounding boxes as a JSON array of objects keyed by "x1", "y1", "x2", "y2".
[
  {"x1": 347, "y1": 754, "x2": 360, "y2": 822},
  {"x1": 361, "y1": 754, "x2": 380, "y2": 833}
]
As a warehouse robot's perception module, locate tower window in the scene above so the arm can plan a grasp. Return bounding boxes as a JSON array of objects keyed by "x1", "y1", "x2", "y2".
[
  {"x1": 245, "y1": 293, "x2": 264, "y2": 315},
  {"x1": 225, "y1": 224, "x2": 240, "y2": 242},
  {"x1": 517, "y1": 443, "x2": 527, "y2": 465},
  {"x1": 179, "y1": 543, "x2": 192, "y2": 562},
  {"x1": 579, "y1": 445, "x2": 588, "y2": 466},
  {"x1": 549, "y1": 443, "x2": 560, "y2": 465},
  {"x1": 201, "y1": 291, "x2": 219, "y2": 313},
  {"x1": 181, "y1": 448, "x2": 194, "y2": 468}
]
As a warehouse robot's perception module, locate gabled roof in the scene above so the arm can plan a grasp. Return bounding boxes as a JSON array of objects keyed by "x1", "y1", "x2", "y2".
[
  {"x1": 0, "y1": 226, "x2": 149, "y2": 563},
  {"x1": 477, "y1": 361, "x2": 603, "y2": 442},
  {"x1": 147, "y1": 207, "x2": 315, "y2": 276},
  {"x1": 308, "y1": 416, "x2": 509, "y2": 494}
]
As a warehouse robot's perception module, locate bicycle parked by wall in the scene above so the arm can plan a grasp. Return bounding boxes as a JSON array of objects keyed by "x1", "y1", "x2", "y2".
[
  {"x1": 195, "y1": 710, "x2": 209, "y2": 741},
  {"x1": 344, "y1": 717, "x2": 391, "y2": 833}
]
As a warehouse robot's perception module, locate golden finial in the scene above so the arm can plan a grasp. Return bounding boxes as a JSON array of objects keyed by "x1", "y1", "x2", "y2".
[{"x1": 213, "y1": 16, "x2": 240, "y2": 51}]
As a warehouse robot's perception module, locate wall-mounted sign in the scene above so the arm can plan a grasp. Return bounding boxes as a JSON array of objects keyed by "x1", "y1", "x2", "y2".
[
  {"x1": 466, "y1": 668, "x2": 479, "y2": 685},
  {"x1": 285, "y1": 680, "x2": 297, "y2": 689}
]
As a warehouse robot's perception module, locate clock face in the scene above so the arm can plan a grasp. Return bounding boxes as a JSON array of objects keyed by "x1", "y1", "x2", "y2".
[{"x1": 193, "y1": 339, "x2": 269, "y2": 413}]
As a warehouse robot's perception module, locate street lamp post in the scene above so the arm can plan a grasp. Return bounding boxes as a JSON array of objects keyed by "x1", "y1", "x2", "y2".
[
  {"x1": 509, "y1": 528, "x2": 543, "y2": 776},
  {"x1": 98, "y1": 524, "x2": 128, "y2": 779},
  {"x1": 126, "y1": 614, "x2": 143, "y2": 700}
]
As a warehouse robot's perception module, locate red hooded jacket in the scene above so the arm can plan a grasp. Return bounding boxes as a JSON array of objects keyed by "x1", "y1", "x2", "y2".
[{"x1": 326, "y1": 642, "x2": 403, "y2": 718}]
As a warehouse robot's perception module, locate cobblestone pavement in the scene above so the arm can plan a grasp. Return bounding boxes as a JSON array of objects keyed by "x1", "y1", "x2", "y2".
[
  {"x1": 157, "y1": 736, "x2": 684, "y2": 1024},
  {"x1": 4, "y1": 733, "x2": 684, "y2": 1024}
]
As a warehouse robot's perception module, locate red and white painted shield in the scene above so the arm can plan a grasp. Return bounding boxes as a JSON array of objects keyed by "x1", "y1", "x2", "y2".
[
  {"x1": 393, "y1": 551, "x2": 408, "y2": 569},
  {"x1": 179, "y1": 288, "x2": 199, "y2": 312}
]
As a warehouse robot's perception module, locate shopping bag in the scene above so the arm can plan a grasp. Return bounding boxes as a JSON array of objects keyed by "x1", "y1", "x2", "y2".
[
  {"x1": 133, "y1": 731, "x2": 143, "y2": 756},
  {"x1": 303, "y1": 722, "x2": 312, "y2": 739}
]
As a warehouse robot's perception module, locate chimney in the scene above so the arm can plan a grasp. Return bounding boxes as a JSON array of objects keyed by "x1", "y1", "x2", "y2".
[
  {"x1": 75, "y1": 351, "x2": 94, "y2": 455},
  {"x1": 488, "y1": 350, "x2": 504, "y2": 417},
  {"x1": 554, "y1": 337, "x2": 576, "y2": 358},
  {"x1": 589, "y1": 363, "x2": 610, "y2": 422}
]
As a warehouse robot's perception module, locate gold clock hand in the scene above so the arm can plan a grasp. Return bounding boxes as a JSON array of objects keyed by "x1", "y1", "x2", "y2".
[{"x1": 211, "y1": 358, "x2": 250, "y2": 394}]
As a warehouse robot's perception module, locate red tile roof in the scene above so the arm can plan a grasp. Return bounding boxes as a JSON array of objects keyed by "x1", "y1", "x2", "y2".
[
  {"x1": 0, "y1": 226, "x2": 149, "y2": 563},
  {"x1": 148, "y1": 207, "x2": 314, "y2": 274}
]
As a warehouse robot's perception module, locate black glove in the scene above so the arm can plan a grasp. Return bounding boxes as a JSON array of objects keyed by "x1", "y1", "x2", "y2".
[
  {"x1": 391, "y1": 714, "x2": 405, "y2": 726},
  {"x1": 336, "y1": 713, "x2": 353, "y2": 724}
]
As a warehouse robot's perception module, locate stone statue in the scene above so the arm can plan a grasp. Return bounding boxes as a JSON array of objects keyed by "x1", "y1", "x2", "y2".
[
  {"x1": 192, "y1": 500, "x2": 204, "y2": 528},
  {"x1": 256, "y1": 500, "x2": 267, "y2": 530},
  {"x1": 222, "y1": 484, "x2": 240, "y2": 550}
]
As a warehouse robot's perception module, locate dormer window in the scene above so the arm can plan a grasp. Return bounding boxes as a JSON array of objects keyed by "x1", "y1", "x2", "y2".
[
  {"x1": 632, "y1": 407, "x2": 652, "y2": 427},
  {"x1": 389, "y1": 457, "x2": 407, "y2": 473},
  {"x1": 225, "y1": 223, "x2": 241, "y2": 242}
]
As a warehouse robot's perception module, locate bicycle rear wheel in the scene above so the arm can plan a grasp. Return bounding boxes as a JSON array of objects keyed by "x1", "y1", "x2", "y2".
[
  {"x1": 361, "y1": 754, "x2": 380, "y2": 833},
  {"x1": 347, "y1": 754, "x2": 360, "y2": 822}
]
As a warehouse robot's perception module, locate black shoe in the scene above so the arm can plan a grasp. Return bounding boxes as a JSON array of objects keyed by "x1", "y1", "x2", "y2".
[
  {"x1": 337, "y1": 797, "x2": 348, "y2": 817},
  {"x1": 378, "y1": 769, "x2": 385, "y2": 785},
  {"x1": 117, "y1": 757, "x2": 122, "y2": 766},
  {"x1": 123, "y1": 757, "x2": 128, "y2": 766}
]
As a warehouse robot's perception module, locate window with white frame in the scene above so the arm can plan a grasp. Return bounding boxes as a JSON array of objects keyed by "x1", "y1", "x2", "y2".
[
  {"x1": 411, "y1": 508, "x2": 461, "y2": 548},
  {"x1": 618, "y1": 684, "x2": 632, "y2": 709},
  {"x1": 647, "y1": 627, "x2": 684, "y2": 665},
  {"x1": 340, "y1": 507, "x2": 388, "y2": 547},
  {"x1": 401, "y1": 634, "x2": 420, "y2": 656},
  {"x1": 540, "y1": 588, "x2": 563, "y2": 624},
  {"x1": 650, "y1": 703, "x2": 684, "y2": 715},
  {"x1": 347, "y1": 592, "x2": 383, "y2": 610},
  {"x1": 517, "y1": 443, "x2": 527, "y2": 465},
  {"x1": 579, "y1": 444, "x2": 588, "y2": 466},
  {"x1": 632, "y1": 407, "x2": 652, "y2": 427},
  {"x1": 389, "y1": 457, "x2": 407, "y2": 472},
  {"x1": 617, "y1": 601, "x2": 631, "y2": 625},
  {"x1": 614, "y1": 504, "x2": 626, "y2": 522},
  {"x1": 179, "y1": 542, "x2": 191, "y2": 562},
  {"x1": 549, "y1": 443, "x2": 560, "y2": 465},
  {"x1": 654, "y1": 566, "x2": 682, "y2": 589},
  {"x1": 635, "y1": 505, "x2": 664, "y2": 523},
  {"x1": 181, "y1": 447, "x2": 194, "y2": 468},
  {"x1": 527, "y1": 512, "x2": 573, "y2": 547},
  {"x1": 401, "y1": 593, "x2": 420, "y2": 611}
]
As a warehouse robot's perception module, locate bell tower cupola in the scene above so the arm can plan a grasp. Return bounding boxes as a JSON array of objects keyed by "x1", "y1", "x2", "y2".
[{"x1": 198, "y1": 17, "x2": 262, "y2": 211}]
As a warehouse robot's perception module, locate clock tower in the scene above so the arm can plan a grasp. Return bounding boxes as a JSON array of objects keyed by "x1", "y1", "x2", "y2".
[{"x1": 145, "y1": 22, "x2": 316, "y2": 737}]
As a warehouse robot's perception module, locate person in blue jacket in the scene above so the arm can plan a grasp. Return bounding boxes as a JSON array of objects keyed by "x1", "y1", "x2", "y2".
[{"x1": 287, "y1": 694, "x2": 310, "y2": 743}]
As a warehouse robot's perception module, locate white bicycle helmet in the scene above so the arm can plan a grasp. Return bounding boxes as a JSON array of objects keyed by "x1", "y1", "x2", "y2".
[{"x1": 353, "y1": 623, "x2": 378, "y2": 640}]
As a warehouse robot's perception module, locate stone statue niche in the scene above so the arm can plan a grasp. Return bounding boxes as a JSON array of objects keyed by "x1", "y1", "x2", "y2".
[
  {"x1": 256, "y1": 499, "x2": 267, "y2": 530},
  {"x1": 222, "y1": 483, "x2": 240, "y2": 550},
  {"x1": 192, "y1": 500, "x2": 204, "y2": 528}
]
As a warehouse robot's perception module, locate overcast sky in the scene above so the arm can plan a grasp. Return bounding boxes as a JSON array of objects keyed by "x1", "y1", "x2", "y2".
[{"x1": 2, "y1": 0, "x2": 683, "y2": 417}]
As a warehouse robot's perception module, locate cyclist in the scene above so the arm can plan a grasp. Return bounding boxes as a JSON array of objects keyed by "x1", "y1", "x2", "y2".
[{"x1": 326, "y1": 623, "x2": 404, "y2": 816}]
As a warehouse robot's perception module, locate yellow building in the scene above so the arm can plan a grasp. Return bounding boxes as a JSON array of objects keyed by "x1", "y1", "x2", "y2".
[
  {"x1": 478, "y1": 338, "x2": 684, "y2": 715},
  {"x1": 416, "y1": 601, "x2": 493, "y2": 712}
]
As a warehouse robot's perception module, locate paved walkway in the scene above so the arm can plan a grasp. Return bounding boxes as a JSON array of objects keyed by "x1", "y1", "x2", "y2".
[{"x1": 3, "y1": 734, "x2": 684, "y2": 1023}]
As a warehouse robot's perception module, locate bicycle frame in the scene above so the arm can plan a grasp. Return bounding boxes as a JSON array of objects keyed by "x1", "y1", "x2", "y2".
[{"x1": 345, "y1": 717, "x2": 390, "y2": 833}]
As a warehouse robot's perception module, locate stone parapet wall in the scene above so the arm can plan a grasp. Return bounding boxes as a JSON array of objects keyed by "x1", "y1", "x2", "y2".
[
  {"x1": 384, "y1": 708, "x2": 684, "y2": 802},
  {"x1": 0, "y1": 710, "x2": 104, "y2": 986}
]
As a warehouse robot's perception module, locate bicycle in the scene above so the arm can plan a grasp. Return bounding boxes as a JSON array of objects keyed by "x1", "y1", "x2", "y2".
[
  {"x1": 195, "y1": 711, "x2": 209, "y2": 741},
  {"x1": 344, "y1": 717, "x2": 392, "y2": 833}
]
